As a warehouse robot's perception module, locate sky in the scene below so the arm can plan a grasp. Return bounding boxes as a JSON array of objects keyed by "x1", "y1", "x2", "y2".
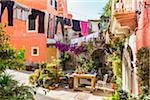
[{"x1": 67, "y1": 0, "x2": 109, "y2": 21}]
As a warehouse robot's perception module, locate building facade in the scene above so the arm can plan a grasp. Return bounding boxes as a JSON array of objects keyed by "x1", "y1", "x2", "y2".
[{"x1": 0, "y1": 0, "x2": 72, "y2": 63}]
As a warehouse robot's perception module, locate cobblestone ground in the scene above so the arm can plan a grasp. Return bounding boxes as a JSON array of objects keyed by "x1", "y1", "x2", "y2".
[{"x1": 6, "y1": 69, "x2": 104, "y2": 100}]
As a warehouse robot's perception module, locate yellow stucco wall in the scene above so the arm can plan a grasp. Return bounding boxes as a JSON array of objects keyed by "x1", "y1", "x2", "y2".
[{"x1": 46, "y1": 48, "x2": 58, "y2": 62}]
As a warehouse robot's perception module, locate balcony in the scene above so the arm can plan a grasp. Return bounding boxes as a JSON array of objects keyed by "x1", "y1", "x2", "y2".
[
  {"x1": 111, "y1": 2, "x2": 136, "y2": 37},
  {"x1": 114, "y1": 11, "x2": 136, "y2": 31}
]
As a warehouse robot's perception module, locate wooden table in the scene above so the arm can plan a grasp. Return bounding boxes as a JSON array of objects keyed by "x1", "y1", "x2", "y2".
[{"x1": 72, "y1": 73, "x2": 96, "y2": 92}]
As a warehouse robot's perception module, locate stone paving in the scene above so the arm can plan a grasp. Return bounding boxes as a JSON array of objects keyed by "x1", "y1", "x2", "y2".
[{"x1": 5, "y1": 69, "x2": 104, "y2": 100}]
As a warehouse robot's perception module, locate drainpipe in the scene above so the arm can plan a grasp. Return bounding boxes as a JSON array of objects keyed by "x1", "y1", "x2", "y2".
[
  {"x1": 111, "y1": 0, "x2": 115, "y2": 20},
  {"x1": 111, "y1": 0, "x2": 115, "y2": 33},
  {"x1": 132, "y1": 0, "x2": 137, "y2": 12},
  {"x1": 122, "y1": 50, "x2": 126, "y2": 91}
]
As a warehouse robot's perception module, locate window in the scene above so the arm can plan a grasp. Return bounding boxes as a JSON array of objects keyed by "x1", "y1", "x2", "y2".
[
  {"x1": 62, "y1": 0, "x2": 64, "y2": 6},
  {"x1": 50, "y1": 0, "x2": 53, "y2": 5},
  {"x1": 31, "y1": 47, "x2": 39, "y2": 56},
  {"x1": 50, "y1": 0, "x2": 54, "y2": 6},
  {"x1": 14, "y1": 8, "x2": 29, "y2": 21},
  {"x1": 27, "y1": 15, "x2": 37, "y2": 32},
  {"x1": 29, "y1": 18, "x2": 36, "y2": 30},
  {"x1": 55, "y1": 0, "x2": 57, "y2": 10},
  {"x1": 50, "y1": 0, "x2": 57, "y2": 9}
]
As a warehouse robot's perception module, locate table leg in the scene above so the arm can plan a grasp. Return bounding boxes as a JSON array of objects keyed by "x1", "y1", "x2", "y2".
[
  {"x1": 91, "y1": 78, "x2": 96, "y2": 92},
  {"x1": 78, "y1": 78, "x2": 80, "y2": 85},
  {"x1": 73, "y1": 77, "x2": 78, "y2": 90}
]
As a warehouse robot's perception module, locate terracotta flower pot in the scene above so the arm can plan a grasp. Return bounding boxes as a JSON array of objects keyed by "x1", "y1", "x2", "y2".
[
  {"x1": 49, "y1": 86, "x2": 56, "y2": 90},
  {"x1": 16, "y1": 66, "x2": 20, "y2": 71},
  {"x1": 112, "y1": 83, "x2": 117, "y2": 90}
]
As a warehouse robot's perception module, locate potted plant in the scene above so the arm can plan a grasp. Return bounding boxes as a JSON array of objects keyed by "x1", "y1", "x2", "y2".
[
  {"x1": 75, "y1": 66, "x2": 82, "y2": 74},
  {"x1": 75, "y1": 66, "x2": 87, "y2": 74},
  {"x1": 111, "y1": 76, "x2": 117, "y2": 90},
  {"x1": 29, "y1": 73, "x2": 39, "y2": 85},
  {"x1": 43, "y1": 77, "x2": 53, "y2": 88}
]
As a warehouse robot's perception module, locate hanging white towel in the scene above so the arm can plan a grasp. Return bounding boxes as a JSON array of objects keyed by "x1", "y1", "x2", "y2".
[{"x1": 14, "y1": 2, "x2": 30, "y2": 21}]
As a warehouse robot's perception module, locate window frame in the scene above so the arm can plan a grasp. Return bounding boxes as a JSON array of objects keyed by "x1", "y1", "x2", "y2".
[
  {"x1": 31, "y1": 47, "x2": 39, "y2": 56},
  {"x1": 50, "y1": 0, "x2": 53, "y2": 5},
  {"x1": 62, "y1": 0, "x2": 65, "y2": 6},
  {"x1": 27, "y1": 16, "x2": 38, "y2": 32},
  {"x1": 50, "y1": 0, "x2": 56, "y2": 8}
]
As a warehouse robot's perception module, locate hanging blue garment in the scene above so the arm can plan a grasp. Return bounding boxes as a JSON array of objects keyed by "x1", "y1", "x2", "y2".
[
  {"x1": 55, "y1": 16, "x2": 64, "y2": 36},
  {"x1": 72, "y1": 19, "x2": 81, "y2": 31},
  {"x1": 47, "y1": 14, "x2": 51, "y2": 38},
  {"x1": 64, "y1": 18, "x2": 71, "y2": 26},
  {"x1": 29, "y1": 9, "x2": 45, "y2": 33},
  {"x1": 55, "y1": 0, "x2": 57, "y2": 10},
  {"x1": 98, "y1": 23, "x2": 102, "y2": 30},
  {"x1": 0, "y1": 0, "x2": 14, "y2": 26}
]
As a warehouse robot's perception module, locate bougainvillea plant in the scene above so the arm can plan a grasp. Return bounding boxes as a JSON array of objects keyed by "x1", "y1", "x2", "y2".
[{"x1": 55, "y1": 41, "x2": 85, "y2": 55}]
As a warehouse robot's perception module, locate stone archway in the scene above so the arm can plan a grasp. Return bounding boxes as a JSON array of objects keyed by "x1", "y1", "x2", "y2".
[
  {"x1": 122, "y1": 45, "x2": 134, "y2": 93},
  {"x1": 91, "y1": 49, "x2": 106, "y2": 68}
]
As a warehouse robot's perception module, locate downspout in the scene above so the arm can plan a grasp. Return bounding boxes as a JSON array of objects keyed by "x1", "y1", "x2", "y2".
[
  {"x1": 122, "y1": 52, "x2": 126, "y2": 91},
  {"x1": 111, "y1": 0, "x2": 115, "y2": 33},
  {"x1": 111, "y1": 0, "x2": 115, "y2": 20}
]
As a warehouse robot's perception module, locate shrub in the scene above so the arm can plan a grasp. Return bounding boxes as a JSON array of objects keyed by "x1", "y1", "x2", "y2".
[
  {"x1": 0, "y1": 74, "x2": 34, "y2": 99},
  {"x1": 0, "y1": 24, "x2": 34, "y2": 99},
  {"x1": 137, "y1": 47, "x2": 150, "y2": 100},
  {"x1": 29, "y1": 59, "x2": 64, "y2": 87}
]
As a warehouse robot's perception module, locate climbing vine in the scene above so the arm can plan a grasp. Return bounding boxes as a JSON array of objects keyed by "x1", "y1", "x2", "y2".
[{"x1": 137, "y1": 47, "x2": 150, "y2": 100}]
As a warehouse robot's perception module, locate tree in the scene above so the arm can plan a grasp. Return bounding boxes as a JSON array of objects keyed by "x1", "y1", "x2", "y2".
[
  {"x1": 102, "y1": 0, "x2": 112, "y2": 17},
  {"x1": 0, "y1": 25, "x2": 17, "y2": 72},
  {"x1": 102, "y1": 0, "x2": 119, "y2": 17}
]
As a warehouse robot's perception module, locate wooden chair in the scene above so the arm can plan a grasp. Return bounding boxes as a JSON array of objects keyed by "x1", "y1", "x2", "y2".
[{"x1": 95, "y1": 74, "x2": 114, "y2": 92}]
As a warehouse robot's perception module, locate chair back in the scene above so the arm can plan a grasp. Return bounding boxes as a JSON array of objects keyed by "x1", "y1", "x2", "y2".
[{"x1": 103, "y1": 74, "x2": 108, "y2": 82}]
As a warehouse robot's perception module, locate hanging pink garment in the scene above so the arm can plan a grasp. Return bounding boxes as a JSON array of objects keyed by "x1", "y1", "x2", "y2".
[{"x1": 81, "y1": 21, "x2": 88, "y2": 36}]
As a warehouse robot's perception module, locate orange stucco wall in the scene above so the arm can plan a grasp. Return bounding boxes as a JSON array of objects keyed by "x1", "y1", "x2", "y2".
[
  {"x1": 1, "y1": 0, "x2": 71, "y2": 63},
  {"x1": 10, "y1": 35, "x2": 46, "y2": 62},
  {"x1": 15, "y1": 0, "x2": 47, "y2": 10},
  {"x1": 2, "y1": 7, "x2": 46, "y2": 63}
]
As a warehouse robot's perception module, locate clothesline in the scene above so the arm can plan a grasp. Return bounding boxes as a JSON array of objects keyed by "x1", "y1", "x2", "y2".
[
  {"x1": 0, "y1": 0, "x2": 99, "y2": 40},
  {"x1": 16, "y1": 1, "x2": 88, "y2": 23},
  {"x1": 71, "y1": 32, "x2": 99, "y2": 44}
]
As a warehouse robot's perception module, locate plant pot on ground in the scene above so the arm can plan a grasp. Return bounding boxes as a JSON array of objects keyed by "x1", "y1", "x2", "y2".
[
  {"x1": 16, "y1": 66, "x2": 20, "y2": 71},
  {"x1": 43, "y1": 77, "x2": 55, "y2": 88},
  {"x1": 26, "y1": 65, "x2": 34, "y2": 71},
  {"x1": 48, "y1": 86, "x2": 57, "y2": 90},
  {"x1": 111, "y1": 76, "x2": 117, "y2": 90},
  {"x1": 112, "y1": 83, "x2": 117, "y2": 90},
  {"x1": 29, "y1": 73, "x2": 39, "y2": 85},
  {"x1": 118, "y1": 89, "x2": 128, "y2": 100}
]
